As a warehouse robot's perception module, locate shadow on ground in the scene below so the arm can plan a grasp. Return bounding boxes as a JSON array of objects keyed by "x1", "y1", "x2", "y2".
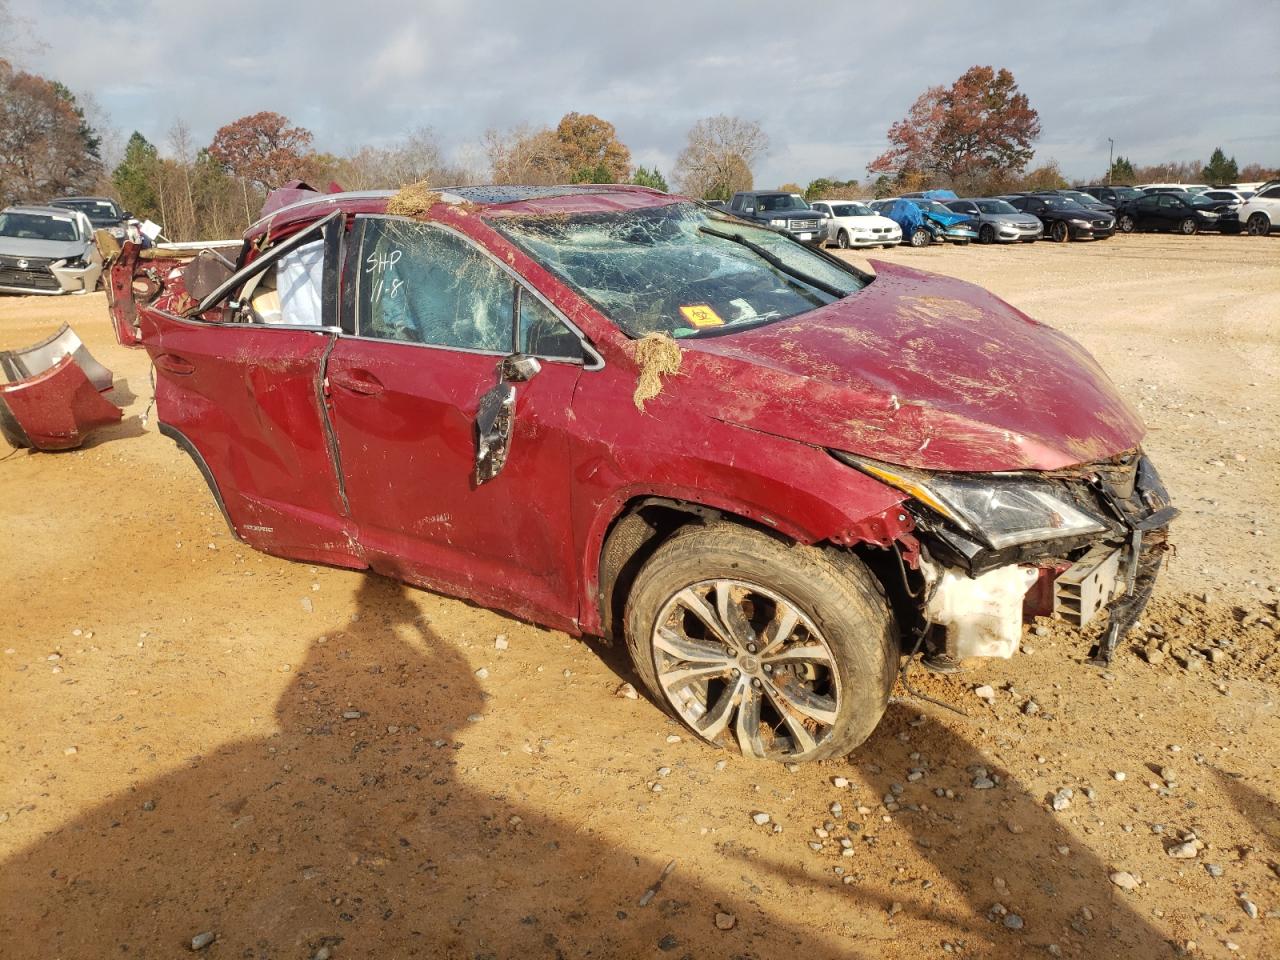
[
  {"x1": 0, "y1": 576, "x2": 854, "y2": 958},
  {"x1": 1, "y1": 575, "x2": 1183, "y2": 958}
]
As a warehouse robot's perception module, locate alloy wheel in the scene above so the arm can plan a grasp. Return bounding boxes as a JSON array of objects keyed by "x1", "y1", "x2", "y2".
[
  {"x1": 1119, "y1": 214, "x2": 1135, "y2": 233},
  {"x1": 1247, "y1": 213, "x2": 1270, "y2": 236},
  {"x1": 1180, "y1": 218, "x2": 1197, "y2": 235},
  {"x1": 1053, "y1": 221, "x2": 1069, "y2": 242},
  {"x1": 651, "y1": 579, "x2": 841, "y2": 759},
  {"x1": 837, "y1": 230, "x2": 850, "y2": 249}
]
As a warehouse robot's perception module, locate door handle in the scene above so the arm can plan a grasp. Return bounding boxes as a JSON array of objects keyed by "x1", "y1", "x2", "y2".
[
  {"x1": 154, "y1": 353, "x2": 195, "y2": 376},
  {"x1": 329, "y1": 368, "x2": 385, "y2": 396}
]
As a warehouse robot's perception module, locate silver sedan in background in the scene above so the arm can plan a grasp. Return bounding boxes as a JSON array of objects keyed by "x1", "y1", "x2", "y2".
[{"x1": 945, "y1": 198, "x2": 1043, "y2": 244}]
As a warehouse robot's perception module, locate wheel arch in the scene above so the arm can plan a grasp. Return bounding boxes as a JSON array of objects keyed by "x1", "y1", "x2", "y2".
[{"x1": 588, "y1": 488, "x2": 915, "y2": 642}]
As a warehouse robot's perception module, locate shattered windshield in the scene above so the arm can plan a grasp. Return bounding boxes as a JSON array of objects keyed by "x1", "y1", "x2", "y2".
[{"x1": 491, "y1": 202, "x2": 865, "y2": 338}]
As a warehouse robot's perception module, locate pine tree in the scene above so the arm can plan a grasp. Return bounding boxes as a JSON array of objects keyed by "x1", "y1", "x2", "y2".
[
  {"x1": 631, "y1": 165, "x2": 669, "y2": 191},
  {"x1": 113, "y1": 132, "x2": 161, "y2": 220},
  {"x1": 1108, "y1": 156, "x2": 1136, "y2": 183},
  {"x1": 1201, "y1": 148, "x2": 1238, "y2": 185}
]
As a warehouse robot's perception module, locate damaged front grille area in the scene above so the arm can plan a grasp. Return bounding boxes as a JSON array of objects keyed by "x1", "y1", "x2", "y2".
[
  {"x1": 904, "y1": 449, "x2": 1176, "y2": 666},
  {"x1": 0, "y1": 255, "x2": 58, "y2": 291}
]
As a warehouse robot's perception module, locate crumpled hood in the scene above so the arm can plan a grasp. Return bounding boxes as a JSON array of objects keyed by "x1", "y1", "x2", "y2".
[
  {"x1": 671, "y1": 261, "x2": 1145, "y2": 472},
  {"x1": 0, "y1": 236, "x2": 87, "y2": 261}
]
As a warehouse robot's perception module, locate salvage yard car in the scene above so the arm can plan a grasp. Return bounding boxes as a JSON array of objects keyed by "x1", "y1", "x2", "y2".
[
  {"x1": 1004, "y1": 194, "x2": 1115, "y2": 242},
  {"x1": 0, "y1": 205, "x2": 104, "y2": 295},
  {"x1": 105, "y1": 183, "x2": 1176, "y2": 762},
  {"x1": 1117, "y1": 191, "x2": 1238, "y2": 234},
  {"x1": 944, "y1": 198, "x2": 1043, "y2": 244},
  {"x1": 726, "y1": 190, "x2": 826, "y2": 246},
  {"x1": 47, "y1": 196, "x2": 131, "y2": 240},
  {"x1": 808, "y1": 199, "x2": 902, "y2": 249}
]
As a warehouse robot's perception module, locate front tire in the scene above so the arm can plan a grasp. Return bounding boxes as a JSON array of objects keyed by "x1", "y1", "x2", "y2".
[
  {"x1": 624, "y1": 524, "x2": 896, "y2": 762},
  {"x1": 1247, "y1": 212, "x2": 1271, "y2": 236},
  {"x1": 909, "y1": 227, "x2": 930, "y2": 248},
  {"x1": 836, "y1": 229, "x2": 850, "y2": 249},
  {"x1": 1179, "y1": 217, "x2": 1198, "y2": 235},
  {"x1": 979, "y1": 224, "x2": 996, "y2": 244},
  {"x1": 1119, "y1": 214, "x2": 1136, "y2": 233},
  {"x1": 1052, "y1": 221, "x2": 1070, "y2": 243}
]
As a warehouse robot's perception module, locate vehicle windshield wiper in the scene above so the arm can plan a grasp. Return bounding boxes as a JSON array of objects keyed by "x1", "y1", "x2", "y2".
[{"x1": 698, "y1": 226, "x2": 846, "y2": 299}]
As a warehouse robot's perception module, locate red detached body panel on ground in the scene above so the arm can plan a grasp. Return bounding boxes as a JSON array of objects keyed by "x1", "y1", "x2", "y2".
[{"x1": 0, "y1": 353, "x2": 122, "y2": 451}]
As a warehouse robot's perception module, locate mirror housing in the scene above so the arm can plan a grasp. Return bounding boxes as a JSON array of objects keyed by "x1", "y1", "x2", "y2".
[{"x1": 501, "y1": 354, "x2": 541, "y2": 383}]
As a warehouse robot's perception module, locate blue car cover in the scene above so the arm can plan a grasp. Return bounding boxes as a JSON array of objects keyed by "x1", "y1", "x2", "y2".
[
  {"x1": 885, "y1": 199, "x2": 926, "y2": 234},
  {"x1": 921, "y1": 189, "x2": 958, "y2": 201}
]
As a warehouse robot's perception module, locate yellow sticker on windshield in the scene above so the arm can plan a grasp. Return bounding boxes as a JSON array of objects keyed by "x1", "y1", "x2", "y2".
[{"x1": 679, "y1": 305, "x2": 724, "y2": 328}]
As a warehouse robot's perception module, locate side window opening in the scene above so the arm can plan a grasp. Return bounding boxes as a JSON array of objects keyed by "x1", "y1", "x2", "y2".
[{"x1": 243, "y1": 239, "x2": 325, "y2": 326}]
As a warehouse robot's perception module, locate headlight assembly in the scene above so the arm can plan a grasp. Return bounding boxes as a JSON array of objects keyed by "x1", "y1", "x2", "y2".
[{"x1": 834, "y1": 453, "x2": 1108, "y2": 549}]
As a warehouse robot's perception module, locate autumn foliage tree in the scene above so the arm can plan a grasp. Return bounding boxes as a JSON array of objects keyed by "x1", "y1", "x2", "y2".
[
  {"x1": 869, "y1": 66, "x2": 1040, "y2": 194},
  {"x1": 207, "y1": 111, "x2": 315, "y2": 191},
  {"x1": 556, "y1": 112, "x2": 630, "y2": 183},
  {"x1": 0, "y1": 58, "x2": 102, "y2": 205},
  {"x1": 485, "y1": 113, "x2": 631, "y2": 185}
]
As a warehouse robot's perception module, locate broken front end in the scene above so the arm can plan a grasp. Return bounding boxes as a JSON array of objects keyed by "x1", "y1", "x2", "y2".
[{"x1": 835, "y1": 450, "x2": 1176, "y2": 667}]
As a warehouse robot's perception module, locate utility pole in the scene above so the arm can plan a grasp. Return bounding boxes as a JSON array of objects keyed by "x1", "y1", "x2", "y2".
[{"x1": 1107, "y1": 138, "x2": 1115, "y2": 184}]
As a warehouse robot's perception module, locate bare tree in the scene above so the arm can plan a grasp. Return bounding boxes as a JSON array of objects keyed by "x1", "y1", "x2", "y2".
[
  {"x1": 167, "y1": 119, "x2": 198, "y2": 239},
  {"x1": 673, "y1": 115, "x2": 769, "y2": 201}
]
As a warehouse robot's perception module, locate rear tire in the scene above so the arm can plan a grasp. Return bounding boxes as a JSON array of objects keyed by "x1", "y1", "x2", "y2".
[
  {"x1": 979, "y1": 224, "x2": 996, "y2": 244},
  {"x1": 1052, "y1": 221, "x2": 1070, "y2": 243},
  {"x1": 909, "y1": 227, "x2": 930, "y2": 248},
  {"x1": 624, "y1": 524, "x2": 896, "y2": 762},
  {"x1": 1247, "y1": 212, "x2": 1271, "y2": 236},
  {"x1": 1179, "y1": 217, "x2": 1198, "y2": 235}
]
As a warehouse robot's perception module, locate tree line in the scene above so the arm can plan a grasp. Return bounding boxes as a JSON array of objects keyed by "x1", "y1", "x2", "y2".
[{"x1": 3, "y1": 48, "x2": 1276, "y2": 242}]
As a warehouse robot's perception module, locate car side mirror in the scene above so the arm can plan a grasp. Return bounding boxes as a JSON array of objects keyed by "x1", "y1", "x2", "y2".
[
  {"x1": 473, "y1": 353, "x2": 542, "y2": 485},
  {"x1": 500, "y1": 353, "x2": 541, "y2": 383}
]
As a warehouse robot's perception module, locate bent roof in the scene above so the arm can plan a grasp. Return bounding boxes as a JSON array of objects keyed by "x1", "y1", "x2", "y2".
[{"x1": 248, "y1": 183, "x2": 676, "y2": 238}]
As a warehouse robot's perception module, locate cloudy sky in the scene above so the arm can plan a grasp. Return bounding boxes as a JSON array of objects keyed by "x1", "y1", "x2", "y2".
[{"x1": 10, "y1": 0, "x2": 1279, "y2": 186}]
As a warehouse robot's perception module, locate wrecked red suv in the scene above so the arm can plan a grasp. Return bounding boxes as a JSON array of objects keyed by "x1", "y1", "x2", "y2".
[{"x1": 106, "y1": 184, "x2": 1175, "y2": 762}]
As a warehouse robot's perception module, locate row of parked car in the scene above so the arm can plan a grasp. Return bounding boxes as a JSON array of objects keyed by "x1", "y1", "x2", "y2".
[{"x1": 711, "y1": 180, "x2": 1280, "y2": 252}]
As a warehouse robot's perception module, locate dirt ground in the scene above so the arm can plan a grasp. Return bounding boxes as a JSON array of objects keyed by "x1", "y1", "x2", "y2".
[{"x1": 1, "y1": 233, "x2": 1276, "y2": 960}]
